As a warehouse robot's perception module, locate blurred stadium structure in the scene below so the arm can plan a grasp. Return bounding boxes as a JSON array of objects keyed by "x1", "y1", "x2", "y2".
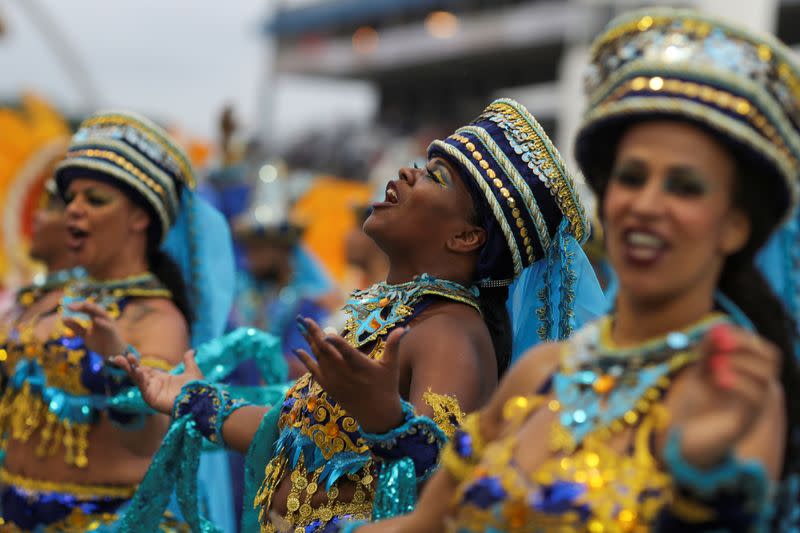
[{"x1": 260, "y1": 0, "x2": 800, "y2": 184}]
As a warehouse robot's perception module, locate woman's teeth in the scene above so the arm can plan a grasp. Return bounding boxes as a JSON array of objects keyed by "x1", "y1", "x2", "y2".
[
  {"x1": 386, "y1": 188, "x2": 398, "y2": 203},
  {"x1": 626, "y1": 231, "x2": 664, "y2": 260},
  {"x1": 626, "y1": 231, "x2": 664, "y2": 248}
]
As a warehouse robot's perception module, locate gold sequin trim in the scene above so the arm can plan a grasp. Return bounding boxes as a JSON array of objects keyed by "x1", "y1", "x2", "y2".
[
  {"x1": 609, "y1": 76, "x2": 793, "y2": 161},
  {"x1": 590, "y1": 12, "x2": 800, "y2": 102},
  {"x1": 455, "y1": 126, "x2": 552, "y2": 258},
  {"x1": 82, "y1": 114, "x2": 195, "y2": 188},
  {"x1": 65, "y1": 149, "x2": 166, "y2": 197},
  {"x1": 256, "y1": 453, "x2": 373, "y2": 532},
  {"x1": 0, "y1": 468, "x2": 137, "y2": 500},
  {"x1": 440, "y1": 412, "x2": 485, "y2": 482},
  {"x1": 449, "y1": 134, "x2": 536, "y2": 265},
  {"x1": 484, "y1": 101, "x2": 586, "y2": 243},
  {"x1": 422, "y1": 389, "x2": 465, "y2": 439}
]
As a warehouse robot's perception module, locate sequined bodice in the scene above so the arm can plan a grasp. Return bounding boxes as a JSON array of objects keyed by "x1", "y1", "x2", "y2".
[
  {"x1": 452, "y1": 401, "x2": 672, "y2": 533},
  {"x1": 255, "y1": 275, "x2": 480, "y2": 532},
  {"x1": 447, "y1": 314, "x2": 728, "y2": 533},
  {"x1": 0, "y1": 273, "x2": 171, "y2": 468}
]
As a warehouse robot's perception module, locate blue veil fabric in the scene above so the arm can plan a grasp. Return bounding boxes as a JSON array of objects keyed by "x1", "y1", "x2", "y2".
[
  {"x1": 163, "y1": 188, "x2": 237, "y2": 346},
  {"x1": 162, "y1": 188, "x2": 238, "y2": 532},
  {"x1": 507, "y1": 222, "x2": 606, "y2": 362},
  {"x1": 757, "y1": 214, "x2": 800, "y2": 361}
]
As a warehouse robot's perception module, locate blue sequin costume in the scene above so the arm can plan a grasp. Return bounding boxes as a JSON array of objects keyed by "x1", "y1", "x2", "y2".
[{"x1": 254, "y1": 275, "x2": 479, "y2": 532}]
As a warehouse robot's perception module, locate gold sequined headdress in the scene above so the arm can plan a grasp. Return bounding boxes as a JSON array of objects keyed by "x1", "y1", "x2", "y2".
[
  {"x1": 575, "y1": 8, "x2": 800, "y2": 222},
  {"x1": 54, "y1": 111, "x2": 195, "y2": 244}
]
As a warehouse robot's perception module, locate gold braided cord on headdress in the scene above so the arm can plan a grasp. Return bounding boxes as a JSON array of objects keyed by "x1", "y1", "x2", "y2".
[
  {"x1": 457, "y1": 125, "x2": 552, "y2": 255},
  {"x1": 428, "y1": 139, "x2": 524, "y2": 276},
  {"x1": 484, "y1": 100, "x2": 588, "y2": 243},
  {"x1": 578, "y1": 8, "x2": 800, "y2": 221},
  {"x1": 589, "y1": 11, "x2": 800, "y2": 102},
  {"x1": 81, "y1": 113, "x2": 195, "y2": 189}
]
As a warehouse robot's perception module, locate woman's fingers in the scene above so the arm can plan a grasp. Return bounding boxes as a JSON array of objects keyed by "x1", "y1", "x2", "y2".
[
  {"x1": 93, "y1": 316, "x2": 116, "y2": 332},
  {"x1": 109, "y1": 355, "x2": 132, "y2": 374},
  {"x1": 705, "y1": 326, "x2": 779, "y2": 388},
  {"x1": 294, "y1": 349, "x2": 322, "y2": 382},
  {"x1": 182, "y1": 350, "x2": 203, "y2": 380},
  {"x1": 297, "y1": 316, "x2": 325, "y2": 349},
  {"x1": 62, "y1": 318, "x2": 88, "y2": 338},
  {"x1": 69, "y1": 300, "x2": 111, "y2": 320},
  {"x1": 324, "y1": 334, "x2": 370, "y2": 368},
  {"x1": 128, "y1": 362, "x2": 154, "y2": 391},
  {"x1": 300, "y1": 317, "x2": 345, "y2": 367},
  {"x1": 381, "y1": 327, "x2": 407, "y2": 370}
]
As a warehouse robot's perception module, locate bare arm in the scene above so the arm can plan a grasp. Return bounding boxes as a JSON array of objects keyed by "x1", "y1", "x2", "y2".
[
  {"x1": 221, "y1": 405, "x2": 272, "y2": 454},
  {"x1": 114, "y1": 299, "x2": 189, "y2": 456},
  {"x1": 401, "y1": 312, "x2": 494, "y2": 422},
  {"x1": 113, "y1": 344, "x2": 274, "y2": 456}
]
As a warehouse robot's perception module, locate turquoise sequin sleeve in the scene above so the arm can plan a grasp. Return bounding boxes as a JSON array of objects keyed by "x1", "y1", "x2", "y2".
[{"x1": 114, "y1": 328, "x2": 290, "y2": 532}]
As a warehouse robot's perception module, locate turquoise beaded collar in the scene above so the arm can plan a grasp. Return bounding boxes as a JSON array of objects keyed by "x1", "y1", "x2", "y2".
[
  {"x1": 343, "y1": 274, "x2": 480, "y2": 348},
  {"x1": 62, "y1": 273, "x2": 172, "y2": 318},
  {"x1": 553, "y1": 313, "x2": 729, "y2": 449}
]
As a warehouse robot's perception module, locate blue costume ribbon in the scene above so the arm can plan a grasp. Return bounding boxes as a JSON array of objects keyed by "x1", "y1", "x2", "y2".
[{"x1": 116, "y1": 329, "x2": 291, "y2": 532}]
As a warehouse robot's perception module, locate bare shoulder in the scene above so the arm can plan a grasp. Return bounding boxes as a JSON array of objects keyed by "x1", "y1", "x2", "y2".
[
  {"x1": 400, "y1": 303, "x2": 496, "y2": 404},
  {"x1": 120, "y1": 297, "x2": 189, "y2": 365},
  {"x1": 411, "y1": 302, "x2": 485, "y2": 333},
  {"x1": 120, "y1": 298, "x2": 187, "y2": 336},
  {"x1": 403, "y1": 304, "x2": 491, "y2": 364},
  {"x1": 507, "y1": 342, "x2": 563, "y2": 390}
]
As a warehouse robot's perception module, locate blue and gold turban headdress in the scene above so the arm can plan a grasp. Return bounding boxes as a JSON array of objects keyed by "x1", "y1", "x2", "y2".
[
  {"x1": 55, "y1": 111, "x2": 193, "y2": 243},
  {"x1": 575, "y1": 8, "x2": 800, "y2": 223},
  {"x1": 429, "y1": 99, "x2": 605, "y2": 359},
  {"x1": 54, "y1": 111, "x2": 236, "y2": 346},
  {"x1": 429, "y1": 98, "x2": 589, "y2": 285}
]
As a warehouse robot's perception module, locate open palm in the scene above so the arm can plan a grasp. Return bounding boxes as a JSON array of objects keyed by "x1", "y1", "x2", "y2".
[
  {"x1": 295, "y1": 316, "x2": 406, "y2": 433},
  {"x1": 110, "y1": 350, "x2": 205, "y2": 414}
]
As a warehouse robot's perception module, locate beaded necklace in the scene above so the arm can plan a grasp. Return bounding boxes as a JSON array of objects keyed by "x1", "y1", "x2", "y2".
[
  {"x1": 343, "y1": 273, "x2": 480, "y2": 348},
  {"x1": 550, "y1": 313, "x2": 728, "y2": 451},
  {"x1": 15, "y1": 268, "x2": 86, "y2": 308},
  {"x1": 62, "y1": 272, "x2": 172, "y2": 320}
]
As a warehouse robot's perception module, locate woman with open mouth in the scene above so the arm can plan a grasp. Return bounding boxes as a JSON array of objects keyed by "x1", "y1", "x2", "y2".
[
  {"x1": 299, "y1": 8, "x2": 800, "y2": 533},
  {"x1": 0, "y1": 111, "x2": 236, "y2": 531},
  {"x1": 112, "y1": 98, "x2": 606, "y2": 532}
]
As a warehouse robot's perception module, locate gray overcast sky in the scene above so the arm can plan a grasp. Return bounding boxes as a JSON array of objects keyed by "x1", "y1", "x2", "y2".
[{"x1": 0, "y1": 0, "x2": 375, "y2": 143}]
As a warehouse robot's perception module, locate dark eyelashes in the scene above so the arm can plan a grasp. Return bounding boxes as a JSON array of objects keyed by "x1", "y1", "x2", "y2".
[
  {"x1": 63, "y1": 192, "x2": 112, "y2": 205},
  {"x1": 414, "y1": 162, "x2": 447, "y2": 187}
]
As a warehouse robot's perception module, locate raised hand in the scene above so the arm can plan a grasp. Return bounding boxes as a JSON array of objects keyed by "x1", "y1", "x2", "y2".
[
  {"x1": 666, "y1": 323, "x2": 781, "y2": 469},
  {"x1": 294, "y1": 316, "x2": 407, "y2": 433},
  {"x1": 110, "y1": 349, "x2": 205, "y2": 415},
  {"x1": 63, "y1": 300, "x2": 126, "y2": 357}
]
